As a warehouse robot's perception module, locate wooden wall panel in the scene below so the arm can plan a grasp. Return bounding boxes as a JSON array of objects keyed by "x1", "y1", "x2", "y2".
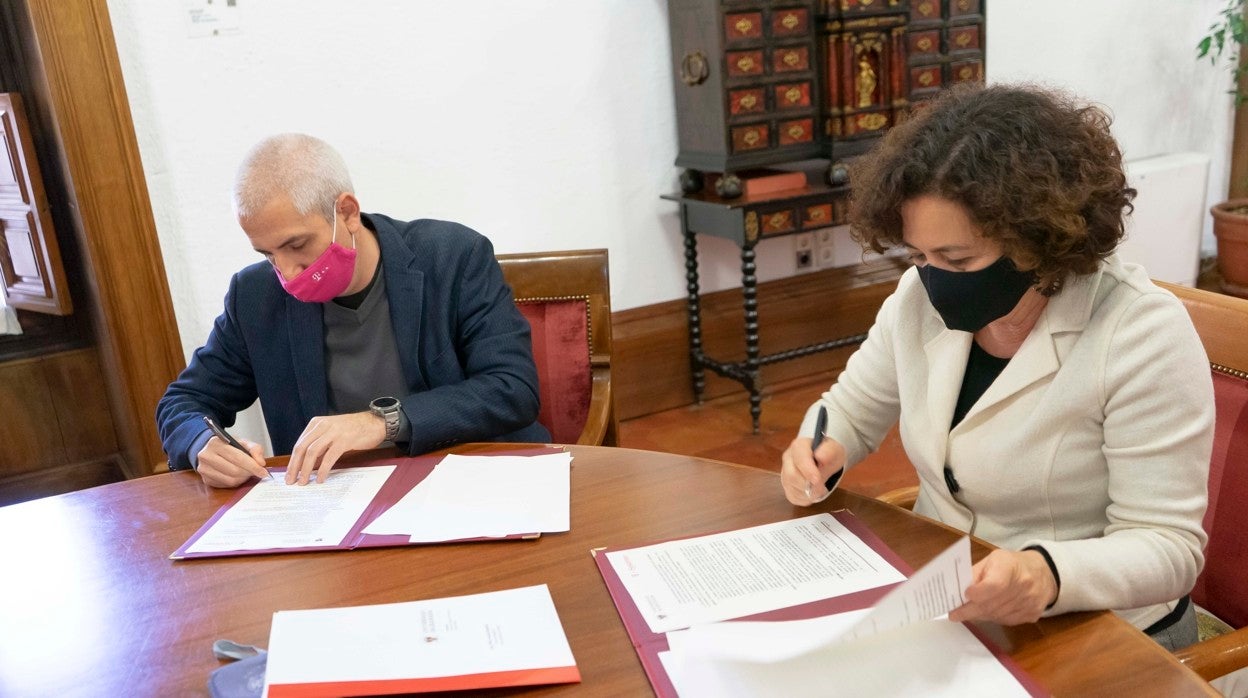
[
  {"x1": 0, "y1": 347, "x2": 118, "y2": 494},
  {"x1": 43, "y1": 347, "x2": 118, "y2": 463},
  {"x1": 612, "y1": 258, "x2": 905, "y2": 420},
  {"x1": 0, "y1": 356, "x2": 64, "y2": 476},
  {"x1": 13, "y1": 0, "x2": 185, "y2": 478}
]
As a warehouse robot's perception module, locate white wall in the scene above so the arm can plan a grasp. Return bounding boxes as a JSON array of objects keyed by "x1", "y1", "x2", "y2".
[{"x1": 106, "y1": 0, "x2": 1235, "y2": 441}]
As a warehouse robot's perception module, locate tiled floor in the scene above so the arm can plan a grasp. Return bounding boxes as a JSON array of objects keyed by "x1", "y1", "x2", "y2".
[{"x1": 617, "y1": 371, "x2": 918, "y2": 499}]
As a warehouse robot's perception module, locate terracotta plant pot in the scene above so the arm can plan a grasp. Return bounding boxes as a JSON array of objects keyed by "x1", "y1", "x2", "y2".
[{"x1": 1210, "y1": 198, "x2": 1248, "y2": 298}]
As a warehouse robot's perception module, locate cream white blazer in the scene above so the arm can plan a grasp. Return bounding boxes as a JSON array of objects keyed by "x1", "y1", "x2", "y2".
[{"x1": 804, "y1": 256, "x2": 1214, "y2": 630}]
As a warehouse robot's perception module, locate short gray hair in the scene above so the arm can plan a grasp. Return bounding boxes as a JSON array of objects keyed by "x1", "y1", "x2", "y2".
[{"x1": 232, "y1": 133, "x2": 353, "y2": 221}]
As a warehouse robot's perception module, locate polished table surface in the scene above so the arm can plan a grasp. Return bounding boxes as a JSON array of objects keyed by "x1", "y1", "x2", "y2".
[{"x1": 0, "y1": 444, "x2": 1216, "y2": 697}]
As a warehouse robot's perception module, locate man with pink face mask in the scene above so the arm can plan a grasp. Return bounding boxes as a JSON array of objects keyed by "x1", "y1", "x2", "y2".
[{"x1": 156, "y1": 134, "x2": 549, "y2": 488}]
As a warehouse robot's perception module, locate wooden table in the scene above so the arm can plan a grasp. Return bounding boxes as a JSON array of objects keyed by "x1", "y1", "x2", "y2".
[{"x1": 0, "y1": 445, "x2": 1216, "y2": 697}]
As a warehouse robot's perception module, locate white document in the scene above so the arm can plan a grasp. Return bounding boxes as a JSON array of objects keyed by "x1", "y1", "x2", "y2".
[
  {"x1": 361, "y1": 452, "x2": 571, "y2": 542},
  {"x1": 657, "y1": 537, "x2": 1031, "y2": 697},
  {"x1": 604, "y1": 513, "x2": 906, "y2": 634},
  {"x1": 660, "y1": 611, "x2": 1030, "y2": 697},
  {"x1": 262, "y1": 584, "x2": 579, "y2": 696},
  {"x1": 668, "y1": 537, "x2": 972, "y2": 663},
  {"x1": 185, "y1": 466, "x2": 394, "y2": 554}
]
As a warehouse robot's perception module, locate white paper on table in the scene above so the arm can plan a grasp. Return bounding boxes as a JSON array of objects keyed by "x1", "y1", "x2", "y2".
[
  {"x1": 604, "y1": 513, "x2": 906, "y2": 634},
  {"x1": 659, "y1": 612, "x2": 1030, "y2": 698},
  {"x1": 666, "y1": 537, "x2": 973, "y2": 664},
  {"x1": 185, "y1": 466, "x2": 394, "y2": 554},
  {"x1": 361, "y1": 452, "x2": 571, "y2": 541},
  {"x1": 262, "y1": 584, "x2": 578, "y2": 695}
]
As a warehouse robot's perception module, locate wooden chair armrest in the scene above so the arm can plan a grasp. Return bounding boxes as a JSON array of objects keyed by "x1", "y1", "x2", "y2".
[
  {"x1": 576, "y1": 367, "x2": 614, "y2": 446},
  {"x1": 1174, "y1": 625, "x2": 1248, "y2": 682},
  {"x1": 875, "y1": 485, "x2": 919, "y2": 510}
]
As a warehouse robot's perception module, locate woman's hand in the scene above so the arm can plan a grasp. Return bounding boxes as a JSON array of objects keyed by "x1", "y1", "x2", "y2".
[
  {"x1": 949, "y1": 549, "x2": 1058, "y2": 625},
  {"x1": 780, "y1": 436, "x2": 846, "y2": 506}
]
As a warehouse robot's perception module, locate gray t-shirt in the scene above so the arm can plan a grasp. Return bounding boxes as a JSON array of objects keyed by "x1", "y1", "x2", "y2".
[{"x1": 323, "y1": 261, "x2": 411, "y2": 442}]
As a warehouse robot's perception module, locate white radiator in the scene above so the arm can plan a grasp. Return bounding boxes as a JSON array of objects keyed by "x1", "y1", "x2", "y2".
[{"x1": 1120, "y1": 152, "x2": 1210, "y2": 286}]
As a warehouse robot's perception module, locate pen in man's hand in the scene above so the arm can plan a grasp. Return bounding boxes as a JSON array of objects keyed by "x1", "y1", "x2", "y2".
[
  {"x1": 202, "y1": 415, "x2": 273, "y2": 480},
  {"x1": 805, "y1": 405, "x2": 828, "y2": 500}
]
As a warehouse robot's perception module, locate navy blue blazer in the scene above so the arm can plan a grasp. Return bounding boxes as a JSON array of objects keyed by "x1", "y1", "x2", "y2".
[{"x1": 157, "y1": 214, "x2": 549, "y2": 470}]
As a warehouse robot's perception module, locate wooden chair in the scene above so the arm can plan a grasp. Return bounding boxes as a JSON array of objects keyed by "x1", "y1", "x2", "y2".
[
  {"x1": 1156, "y1": 281, "x2": 1248, "y2": 685},
  {"x1": 496, "y1": 249, "x2": 617, "y2": 446}
]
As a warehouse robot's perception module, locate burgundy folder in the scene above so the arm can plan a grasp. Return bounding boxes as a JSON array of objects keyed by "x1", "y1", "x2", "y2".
[
  {"x1": 171, "y1": 447, "x2": 563, "y2": 560},
  {"x1": 593, "y1": 510, "x2": 1047, "y2": 697}
]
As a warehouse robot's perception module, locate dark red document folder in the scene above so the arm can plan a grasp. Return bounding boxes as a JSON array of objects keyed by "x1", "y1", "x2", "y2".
[
  {"x1": 593, "y1": 510, "x2": 1046, "y2": 697},
  {"x1": 172, "y1": 447, "x2": 563, "y2": 560}
]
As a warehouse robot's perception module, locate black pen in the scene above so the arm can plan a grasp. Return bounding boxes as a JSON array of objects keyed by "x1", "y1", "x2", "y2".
[
  {"x1": 805, "y1": 405, "x2": 828, "y2": 500},
  {"x1": 202, "y1": 415, "x2": 273, "y2": 480}
]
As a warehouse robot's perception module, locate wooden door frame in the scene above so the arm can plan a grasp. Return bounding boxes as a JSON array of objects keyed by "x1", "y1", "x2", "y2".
[{"x1": 15, "y1": 0, "x2": 184, "y2": 478}]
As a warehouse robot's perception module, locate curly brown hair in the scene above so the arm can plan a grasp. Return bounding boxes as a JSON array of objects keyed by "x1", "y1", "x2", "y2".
[{"x1": 848, "y1": 83, "x2": 1136, "y2": 291}]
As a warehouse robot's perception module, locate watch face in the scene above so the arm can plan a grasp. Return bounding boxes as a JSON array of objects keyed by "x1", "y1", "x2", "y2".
[{"x1": 372, "y1": 396, "x2": 399, "y2": 411}]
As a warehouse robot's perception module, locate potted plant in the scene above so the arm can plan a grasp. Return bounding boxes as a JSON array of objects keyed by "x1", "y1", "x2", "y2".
[{"x1": 1200, "y1": 0, "x2": 1248, "y2": 296}]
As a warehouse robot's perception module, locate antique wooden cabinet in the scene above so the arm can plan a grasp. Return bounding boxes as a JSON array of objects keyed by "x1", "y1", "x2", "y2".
[{"x1": 667, "y1": 0, "x2": 986, "y2": 196}]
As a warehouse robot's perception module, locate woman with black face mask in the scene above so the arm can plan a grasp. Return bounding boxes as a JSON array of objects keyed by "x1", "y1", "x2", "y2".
[{"x1": 779, "y1": 84, "x2": 1213, "y2": 653}]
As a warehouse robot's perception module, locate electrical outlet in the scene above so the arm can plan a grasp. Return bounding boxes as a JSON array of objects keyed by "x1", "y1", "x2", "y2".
[
  {"x1": 816, "y1": 244, "x2": 836, "y2": 268},
  {"x1": 793, "y1": 232, "x2": 815, "y2": 271},
  {"x1": 813, "y1": 227, "x2": 837, "y2": 268},
  {"x1": 796, "y1": 248, "x2": 814, "y2": 269}
]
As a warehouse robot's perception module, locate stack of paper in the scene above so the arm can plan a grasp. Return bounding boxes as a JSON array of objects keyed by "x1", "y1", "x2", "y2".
[
  {"x1": 363, "y1": 452, "x2": 571, "y2": 541},
  {"x1": 263, "y1": 585, "x2": 580, "y2": 697}
]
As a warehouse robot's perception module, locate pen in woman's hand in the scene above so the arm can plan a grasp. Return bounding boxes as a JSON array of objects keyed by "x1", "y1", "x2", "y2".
[
  {"x1": 202, "y1": 415, "x2": 273, "y2": 481},
  {"x1": 805, "y1": 405, "x2": 828, "y2": 500}
]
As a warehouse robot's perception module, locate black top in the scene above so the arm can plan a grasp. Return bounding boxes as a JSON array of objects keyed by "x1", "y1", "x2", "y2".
[{"x1": 951, "y1": 340, "x2": 1010, "y2": 429}]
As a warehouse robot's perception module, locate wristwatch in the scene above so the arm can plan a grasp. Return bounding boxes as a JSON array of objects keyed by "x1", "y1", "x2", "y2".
[{"x1": 369, "y1": 396, "x2": 402, "y2": 443}]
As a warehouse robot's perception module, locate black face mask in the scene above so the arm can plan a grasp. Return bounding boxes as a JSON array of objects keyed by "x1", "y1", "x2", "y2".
[{"x1": 916, "y1": 256, "x2": 1036, "y2": 332}]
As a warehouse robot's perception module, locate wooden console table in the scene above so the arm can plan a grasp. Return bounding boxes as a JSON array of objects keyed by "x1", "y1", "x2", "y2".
[{"x1": 663, "y1": 180, "x2": 869, "y2": 433}]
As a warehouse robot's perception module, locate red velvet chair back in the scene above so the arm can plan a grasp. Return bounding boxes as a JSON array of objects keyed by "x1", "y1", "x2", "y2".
[
  {"x1": 1160, "y1": 281, "x2": 1248, "y2": 629},
  {"x1": 514, "y1": 298, "x2": 592, "y2": 444},
  {"x1": 497, "y1": 250, "x2": 616, "y2": 446}
]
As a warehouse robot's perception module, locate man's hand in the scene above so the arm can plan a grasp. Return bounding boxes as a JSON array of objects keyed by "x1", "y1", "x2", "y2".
[
  {"x1": 780, "y1": 435, "x2": 846, "y2": 506},
  {"x1": 196, "y1": 436, "x2": 268, "y2": 488},
  {"x1": 286, "y1": 411, "x2": 386, "y2": 485},
  {"x1": 948, "y1": 549, "x2": 1058, "y2": 626}
]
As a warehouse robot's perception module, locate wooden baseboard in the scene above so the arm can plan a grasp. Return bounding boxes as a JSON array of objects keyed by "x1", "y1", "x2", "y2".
[{"x1": 612, "y1": 258, "x2": 906, "y2": 421}]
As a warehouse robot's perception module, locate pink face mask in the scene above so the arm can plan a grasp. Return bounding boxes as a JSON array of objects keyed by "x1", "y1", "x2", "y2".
[{"x1": 274, "y1": 209, "x2": 357, "y2": 303}]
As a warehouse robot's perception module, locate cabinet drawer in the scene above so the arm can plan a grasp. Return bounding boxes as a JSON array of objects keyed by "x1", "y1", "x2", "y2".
[
  {"x1": 724, "y1": 12, "x2": 764, "y2": 43},
  {"x1": 778, "y1": 118, "x2": 814, "y2": 146},
  {"x1": 730, "y1": 88, "x2": 767, "y2": 116},
  {"x1": 948, "y1": 24, "x2": 981, "y2": 52},
  {"x1": 846, "y1": 111, "x2": 891, "y2": 136},
  {"x1": 950, "y1": 0, "x2": 982, "y2": 18},
  {"x1": 772, "y1": 8, "x2": 810, "y2": 38},
  {"x1": 727, "y1": 50, "x2": 766, "y2": 77},
  {"x1": 802, "y1": 204, "x2": 833, "y2": 229},
  {"x1": 774, "y1": 81, "x2": 812, "y2": 110},
  {"x1": 731, "y1": 123, "x2": 770, "y2": 152},
  {"x1": 951, "y1": 59, "x2": 983, "y2": 83},
  {"x1": 911, "y1": 0, "x2": 941, "y2": 22},
  {"x1": 910, "y1": 64, "x2": 943, "y2": 93},
  {"x1": 761, "y1": 208, "x2": 798, "y2": 236},
  {"x1": 773, "y1": 45, "x2": 810, "y2": 73},
  {"x1": 908, "y1": 30, "x2": 941, "y2": 59}
]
